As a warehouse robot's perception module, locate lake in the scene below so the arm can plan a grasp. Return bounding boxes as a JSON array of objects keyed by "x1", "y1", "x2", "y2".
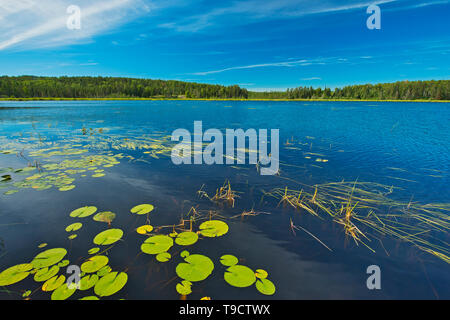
[{"x1": 0, "y1": 100, "x2": 449, "y2": 300}]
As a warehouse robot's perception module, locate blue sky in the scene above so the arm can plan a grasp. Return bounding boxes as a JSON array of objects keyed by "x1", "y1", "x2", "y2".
[{"x1": 0, "y1": 0, "x2": 449, "y2": 90}]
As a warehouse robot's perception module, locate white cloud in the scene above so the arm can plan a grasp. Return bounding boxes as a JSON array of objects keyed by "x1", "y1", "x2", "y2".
[
  {"x1": 0, "y1": 0, "x2": 150, "y2": 50},
  {"x1": 159, "y1": 0, "x2": 397, "y2": 33},
  {"x1": 301, "y1": 77, "x2": 322, "y2": 80},
  {"x1": 191, "y1": 57, "x2": 335, "y2": 76}
]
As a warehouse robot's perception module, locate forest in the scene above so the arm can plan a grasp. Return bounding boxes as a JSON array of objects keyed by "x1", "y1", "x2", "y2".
[{"x1": 0, "y1": 76, "x2": 448, "y2": 100}]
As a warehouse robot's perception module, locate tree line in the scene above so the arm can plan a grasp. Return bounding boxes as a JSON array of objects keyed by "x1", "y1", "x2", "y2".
[
  {"x1": 0, "y1": 76, "x2": 448, "y2": 100},
  {"x1": 249, "y1": 80, "x2": 449, "y2": 100},
  {"x1": 0, "y1": 76, "x2": 248, "y2": 99}
]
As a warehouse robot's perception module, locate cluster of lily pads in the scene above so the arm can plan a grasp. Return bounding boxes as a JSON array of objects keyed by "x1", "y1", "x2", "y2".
[
  {"x1": 0, "y1": 145, "x2": 124, "y2": 195},
  {"x1": 0, "y1": 199, "x2": 276, "y2": 300},
  {"x1": 0, "y1": 205, "x2": 127, "y2": 300}
]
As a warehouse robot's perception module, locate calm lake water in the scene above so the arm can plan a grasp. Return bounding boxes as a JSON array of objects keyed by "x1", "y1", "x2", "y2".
[{"x1": 0, "y1": 100, "x2": 449, "y2": 300}]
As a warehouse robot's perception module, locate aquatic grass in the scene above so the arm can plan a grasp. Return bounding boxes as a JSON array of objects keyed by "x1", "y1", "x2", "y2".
[{"x1": 264, "y1": 180, "x2": 450, "y2": 263}]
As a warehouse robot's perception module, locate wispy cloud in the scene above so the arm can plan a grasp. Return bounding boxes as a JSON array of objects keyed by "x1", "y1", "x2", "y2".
[
  {"x1": 191, "y1": 57, "x2": 335, "y2": 76},
  {"x1": 158, "y1": 0, "x2": 397, "y2": 33},
  {"x1": 301, "y1": 77, "x2": 322, "y2": 80},
  {"x1": 0, "y1": 0, "x2": 150, "y2": 50}
]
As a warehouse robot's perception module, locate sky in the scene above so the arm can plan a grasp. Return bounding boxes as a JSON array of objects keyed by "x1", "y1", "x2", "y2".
[{"x1": 0, "y1": 0, "x2": 449, "y2": 91}]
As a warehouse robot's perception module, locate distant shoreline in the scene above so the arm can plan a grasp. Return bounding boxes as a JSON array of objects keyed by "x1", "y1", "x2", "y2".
[{"x1": 0, "y1": 98, "x2": 449, "y2": 103}]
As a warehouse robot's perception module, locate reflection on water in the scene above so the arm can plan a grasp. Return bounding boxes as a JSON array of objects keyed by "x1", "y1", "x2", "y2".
[{"x1": 0, "y1": 100, "x2": 449, "y2": 300}]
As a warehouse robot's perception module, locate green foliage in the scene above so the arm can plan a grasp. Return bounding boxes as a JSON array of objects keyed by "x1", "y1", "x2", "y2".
[
  {"x1": 248, "y1": 80, "x2": 450, "y2": 100},
  {"x1": 0, "y1": 76, "x2": 249, "y2": 99}
]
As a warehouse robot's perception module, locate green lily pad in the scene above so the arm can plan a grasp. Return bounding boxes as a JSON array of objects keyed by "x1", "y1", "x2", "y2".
[
  {"x1": 255, "y1": 278, "x2": 276, "y2": 295},
  {"x1": 38, "y1": 243, "x2": 48, "y2": 248},
  {"x1": 68, "y1": 234, "x2": 78, "y2": 240},
  {"x1": 92, "y1": 173, "x2": 105, "y2": 178},
  {"x1": 220, "y1": 255, "x2": 239, "y2": 267},
  {"x1": 156, "y1": 252, "x2": 171, "y2": 263},
  {"x1": 0, "y1": 263, "x2": 33, "y2": 286},
  {"x1": 255, "y1": 269, "x2": 268, "y2": 279},
  {"x1": 88, "y1": 247, "x2": 100, "y2": 255},
  {"x1": 42, "y1": 275, "x2": 66, "y2": 292},
  {"x1": 141, "y1": 235, "x2": 173, "y2": 255},
  {"x1": 130, "y1": 204, "x2": 154, "y2": 215},
  {"x1": 51, "y1": 283, "x2": 76, "y2": 300},
  {"x1": 176, "y1": 254, "x2": 214, "y2": 282},
  {"x1": 65, "y1": 222, "x2": 82, "y2": 232},
  {"x1": 79, "y1": 274, "x2": 99, "y2": 291},
  {"x1": 70, "y1": 206, "x2": 97, "y2": 218},
  {"x1": 94, "y1": 272, "x2": 128, "y2": 297},
  {"x1": 31, "y1": 248, "x2": 67, "y2": 269},
  {"x1": 175, "y1": 232, "x2": 199, "y2": 246},
  {"x1": 22, "y1": 290, "x2": 32, "y2": 298},
  {"x1": 224, "y1": 265, "x2": 256, "y2": 288},
  {"x1": 176, "y1": 280, "x2": 192, "y2": 296},
  {"x1": 96, "y1": 265, "x2": 112, "y2": 277},
  {"x1": 93, "y1": 211, "x2": 116, "y2": 224},
  {"x1": 58, "y1": 260, "x2": 70, "y2": 268},
  {"x1": 4, "y1": 190, "x2": 18, "y2": 195},
  {"x1": 93, "y1": 229, "x2": 123, "y2": 245},
  {"x1": 136, "y1": 225, "x2": 153, "y2": 234},
  {"x1": 59, "y1": 185, "x2": 75, "y2": 192},
  {"x1": 199, "y1": 220, "x2": 229, "y2": 238},
  {"x1": 81, "y1": 256, "x2": 109, "y2": 273},
  {"x1": 34, "y1": 265, "x2": 59, "y2": 282},
  {"x1": 80, "y1": 296, "x2": 100, "y2": 300}
]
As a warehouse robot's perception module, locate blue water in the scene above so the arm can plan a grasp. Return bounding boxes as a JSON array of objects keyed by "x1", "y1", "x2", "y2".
[{"x1": 0, "y1": 100, "x2": 449, "y2": 299}]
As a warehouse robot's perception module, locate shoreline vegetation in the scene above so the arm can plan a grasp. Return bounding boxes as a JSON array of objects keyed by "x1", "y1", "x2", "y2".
[
  {"x1": 1, "y1": 97, "x2": 449, "y2": 103},
  {"x1": 0, "y1": 76, "x2": 449, "y2": 102}
]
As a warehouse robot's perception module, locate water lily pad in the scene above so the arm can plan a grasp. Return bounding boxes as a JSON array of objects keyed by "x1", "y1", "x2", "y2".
[
  {"x1": 31, "y1": 248, "x2": 67, "y2": 269},
  {"x1": 156, "y1": 252, "x2": 171, "y2": 262},
  {"x1": 199, "y1": 220, "x2": 229, "y2": 238},
  {"x1": 92, "y1": 173, "x2": 105, "y2": 178},
  {"x1": 96, "y1": 265, "x2": 112, "y2": 277},
  {"x1": 22, "y1": 290, "x2": 32, "y2": 298},
  {"x1": 176, "y1": 280, "x2": 192, "y2": 295},
  {"x1": 88, "y1": 247, "x2": 100, "y2": 255},
  {"x1": 176, "y1": 254, "x2": 214, "y2": 282},
  {"x1": 81, "y1": 256, "x2": 109, "y2": 273},
  {"x1": 51, "y1": 283, "x2": 76, "y2": 300},
  {"x1": 141, "y1": 235, "x2": 173, "y2": 255},
  {"x1": 220, "y1": 255, "x2": 238, "y2": 267},
  {"x1": 94, "y1": 272, "x2": 128, "y2": 297},
  {"x1": 93, "y1": 229, "x2": 123, "y2": 245},
  {"x1": 175, "y1": 232, "x2": 199, "y2": 246},
  {"x1": 59, "y1": 185, "x2": 75, "y2": 192},
  {"x1": 58, "y1": 260, "x2": 70, "y2": 268},
  {"x1": 34, "y1": 265, "x2": 59, "y2": 282},
  {"x1": 70, "y1": 206, "x2": 97, "y2": 218},
  {"x1": 80, "y1": 296, "x2": 100, "y2": 300},
  {"x1": 79, "y1": 274, "x2": 99, "y2": 290},
  {"x1": 136, "y1": 225, "x2": 153, "y2": 234},
  {"x1": 65, "y1": 222, "x2": 82, "y2": 232},
  {"x1": 42, "y1": 275, "x2": 66, "y2": 292},
  {"x1": 68, "y1": 234, "x2": 78, "y2": 240},
  {"x1": 38, "y1": 243, "x2": 48, "y2": 249},
  {"x1": 255, "y1": 269, "x2": 268, "y2": 279},
  {"x1": 93, "y1": 211, "x2": 116, "y2": 224},
  {"x1": 4, "y1": 190, "x2": 18, "y2": 195},
  {"x1": 130, "y1": 204, "x2": 154, "y2": 215},
  {"x1": 255, "y1": 278, "x2": 276, "y2": 295},
  {"x1": 0, "y1": 263, "x2": 33, "y2": 286},
  {"x1": 224, "y1": 265, "x2": 256, "y2": 288}
]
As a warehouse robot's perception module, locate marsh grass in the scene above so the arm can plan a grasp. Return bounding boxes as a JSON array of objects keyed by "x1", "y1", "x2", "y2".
[{"x1": 263, "y1": 180, "x2": 450, "y2": 263}]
